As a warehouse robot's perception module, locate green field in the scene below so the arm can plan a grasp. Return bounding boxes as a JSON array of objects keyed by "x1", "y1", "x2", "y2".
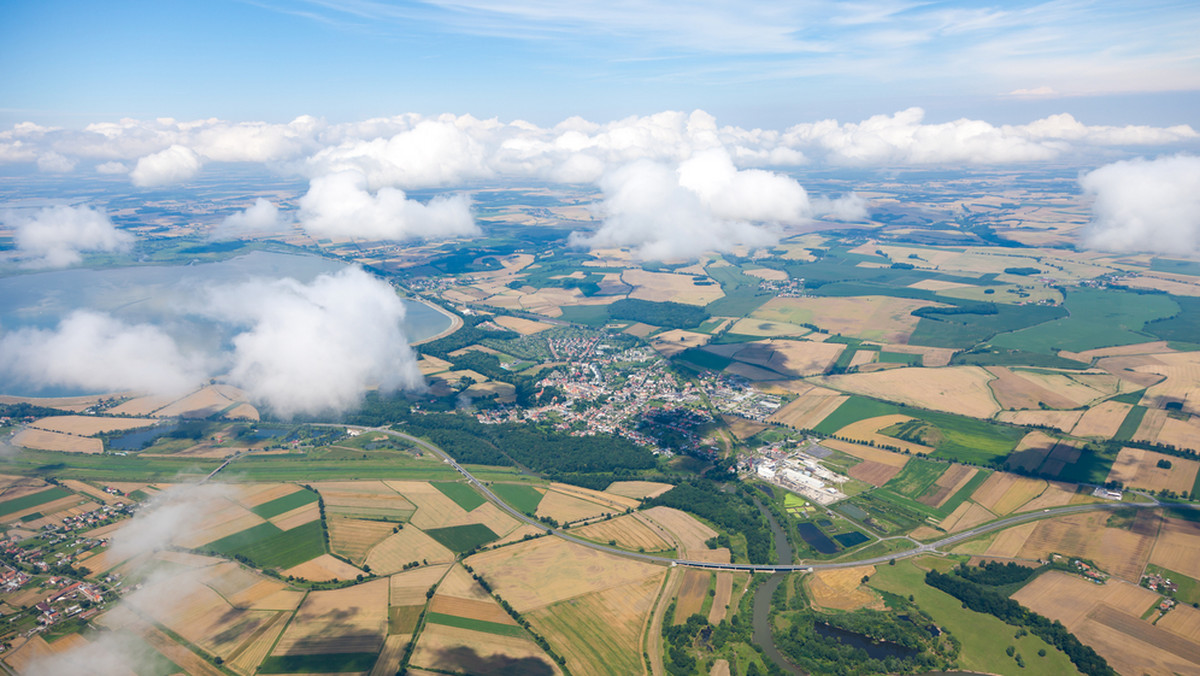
[
  {"x1": 879, "y1": 351, "x2": 922, "y2": 366},
  {"x1": 0, "y1": 486, "x2": 73, "y2": 516},
  {"x1": 883, "y1": 459, "x2": 946, "y2": 498},
  {"x1": 426, "y1": 611, "x2": 527, "y2": 637},
  {"x1": 1054, "y1": 446, "x2": 1118, "y2": 484},
  {"x1": 206, "y1": 520, "x2": 325, "y2": 569},
  {"x1": 937, "y1": 470, "x2": 993, "y2": 517},
  {"x1": 0, "y1": 450, "x2": 218, "y2": 482},
  {"x1": 425, "y1": 523, "x2": 499, "y2": 553},
  {"x1": 1113, "y1": 405, "x2": 1148, "y2": 442},
  {"x1": 813, "y1": 397, "x2": 899, "y2": 435},
  {"x1": 491, "y1": 483, "x2": 545, "y2": 514},
  {"x1": 389, "y1": 605, "x2": 424, "y2": 634},
  {"x1": 258, "y1": 652, "x2": 379, "y2": 674},
  {"x1": 908, "y1": 303, "x2": 1068, "y2": 349},
  {"x1": 250, "y1": 488, "x2": 319, "y2": 519},
  {"x1": 991, "y1": 289, "x2": 1178, "y2": 353},
  {"x1": 432, "y1": 481, "x2": 487, "y2": 511},
  {"x1": 870, "y1": 560, "x2": 1077, "y2": 676},
  {"x1": 1145, "y1": 564, "x2": 1200, "y2": 605}
]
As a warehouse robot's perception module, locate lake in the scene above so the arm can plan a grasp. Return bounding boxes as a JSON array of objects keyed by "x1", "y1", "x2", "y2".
[{"x1": 0, "y1": 250, "x2": 455, "y2": 396}]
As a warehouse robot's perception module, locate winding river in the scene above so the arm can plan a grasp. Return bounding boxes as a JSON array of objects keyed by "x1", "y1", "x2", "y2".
[{"x1": 750, "y1": 495, "x2": 807, "y2": 675}]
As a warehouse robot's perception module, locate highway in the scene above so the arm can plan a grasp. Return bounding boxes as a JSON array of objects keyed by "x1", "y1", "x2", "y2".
[{"x1": 327, "y1": 424, "x2": 1182, "y2": 572}]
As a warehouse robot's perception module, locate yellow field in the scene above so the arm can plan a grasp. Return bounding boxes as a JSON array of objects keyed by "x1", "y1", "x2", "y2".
[
  {"x1": 836, "y1": 414, "x2": 933, "y2": 454},
  {"x1": 29, "y1": 415, "x2": 159, "y2": 436},
  {"x1": 970, "y1": 472, "x2": 1047, "y2": 515},
  {"x1": 272, "y1": 578, "x2": 388, "y2": 656},
  {"x1": 640, "y1": 506, "x2": 720, "y2": 560},
  {"x1": 234, "y1": 483, "x2": 301, "y2": 508},
  {"x1": 328, "y1": 516, "x2": 397, "y2": 564},
  {"x1": 173, "y1": 499, "x2": 266, "y2": 549},
  {"x1": 429, "y1": 594, "x2": 515, "y2": 625},
  {"x1": 768, "y1": 390, "x2": 848, "y2": 430},
  {"x1": 1004, "y1": 431, "x2": 1057, "y2": 472},
  {"x1": 536, "y1": 489, "x2": 617, "y2": 523},
  {"x1": 10, "y1": 427, "x2": 102, "y2": 453},
  {"x1": 228, "y1": 612, "x2": 291, "y2": 675},
  {"x1": 674, "y1": 569, "x2": 711, "y2": 622},
  {"x1": 1150, "y1": 517, "x2": 1200, "y2": 580},
  {"x1": 716, "y1": 339, "x2": 845, "y2": 378},
  {"x1": 1013, "y1": 572, "x2": 1195, "y2": 676},
  {"x1": 937, "y1": 502, "x2": 996, "y2": 533},
  {"x1": 526, "y1": 572, "x2": 664, "y2": 676},
  {"x1": 384, "y1": 481, "x2": 468, "y2": 529},
  {"x1": 370, "y1": 634, "x2": 412, "y2": 676},
  {"x1": 920, "y1": 465, "x2": 979, "y2": 508},
  {"x1": 572, "y1": 513, "x2": 673, "y2": 551},
  {"x1": 282, "y1": 554, "x2": 363, "y2": 582},
  {"x1": 622, "y1": 268, "x2": 724, "y2": 305},
  {"x1": 417, "y1": 355, "x2": 454, "y2": 376},
  {"x1": 3, "y1": 634, "x2": 90, "y2": 673},
  {"x1": 1137, "y1": 351, "x2": 1200, "y2": 416},
  {"x1": 1107, "y1": 447, "x2": 1200, "y2": 494},
  {"x1": 408, "y1": 621, "x2": 561, "y2": 676},
  {"x1": 994, "y1": 409, "x2": 1082, "y2": 432},
  {"x1": 1009, "y1": 511, "x2": 1157, "y2": 581},
  {"x1": 365, "y1": 526, "x2": 455, "y2": 574},
  {"x1": 727, "y1": 317, "x2": 811, "y2": 337},
  {"x1": 1016, "y1": 480, "x2": 1091, "y2": 512},
  {"x1": 987, "y1": 367, "x2": 1081, "y2": 410},
  {"x1": 649, "y1": 329, "x2": 711, "y2": 357},
  {"x1": 389, "y1": 564, "x2": 453, "y2": 606},
  {"x1": 1157, "y1": 603, "x2": 1200, "y2": 643},
  {"x1": 155, "y1": 384, "x2": 250, "y2": 418},
  {"x1": 807, "y1": 566, "x2": 881, "y2": 611},
  {"x1": 814, "y1": 366, "x2": 1000, "y2": 419},
  {"x1": 269, "y1": 502, "x2": 320, "y2": 530},
  {"x1": 1155, "y1": 414, "x2": 1200, "y2": 453},
  {"x1": 750, "y1": 295, "x2": 935, "y2": 343},
  {"x1": 493, "y1": 314, "x2": 554, "y2": 334},
  {"x1": 1071, "y1": 400, "x2": 1133, "y2": 438},
  {"x1": 604, "y1": 480, "x2": 673, "y2": 500},
  {"x1": 465, "y1": 536, "x2": 663, "y2": 612},
  {"x1": 879, "y1": 343, "x2": 957, "y2": 368},
  {"x1": 437, "y1": 563, "x2": 494, "y2": 602},
  {"x1": 709, "y1": 572, "x2": 734, "y2": 624},
  {"x1": 745, "y1": 267, "x2": 788, "y2": 281},
  {"x1": 548, "y1": 482, "x2": 641, "y2": 511}
]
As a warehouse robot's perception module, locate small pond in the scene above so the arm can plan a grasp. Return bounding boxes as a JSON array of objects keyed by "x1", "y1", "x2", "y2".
[
  {"x1": 796, "y1": 522, "x2": 838, "y2": 554},
  {"x1": 813, "y1": 622, "x2": 919, "y2": 661}
]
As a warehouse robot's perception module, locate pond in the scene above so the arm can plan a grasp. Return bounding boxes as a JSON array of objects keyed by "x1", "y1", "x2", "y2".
[
  {"x1": 813, "y1": 622, "x2": 919, "y2": 661},
  {"x1": 834, "y1": 531, "x2": 870, "y2": 547},
  {"x1": 107, "y1": 422, "x2": 181, "y2": 451},
  {"x1": 796, "y1": 522, "x2": 839, "y2": 555}
]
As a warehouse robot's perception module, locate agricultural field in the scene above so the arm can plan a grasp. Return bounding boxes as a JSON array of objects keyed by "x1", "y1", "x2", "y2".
[
  {"x1": 805, "y1": 565, "x2": 881, "y2": 611},
  {"x1": 572, "y1": 513, "x2": 673, "y2": 552},
  {"x1": 1105, "y1": 447, "x2": 1200, "y2": 494}
]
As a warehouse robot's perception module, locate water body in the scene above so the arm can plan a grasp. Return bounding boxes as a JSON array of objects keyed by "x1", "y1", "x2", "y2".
[
  {"x1": 812, "y1": 622, "x2": 919, "y2": 661},
  {"x1": 796, "y1": 522, "x2": 839, "y2": 555},
  {"x1": 750, "y1": 496, "x2": 806, "y2": 676},
  {"x1": 0, "y1": 250, "x2": 454, "y2": 396}
]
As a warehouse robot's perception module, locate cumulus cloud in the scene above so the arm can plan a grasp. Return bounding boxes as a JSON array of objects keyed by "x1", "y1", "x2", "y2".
[
  {"x1": 109, "y1": 483, "x2": 232, "y2": 560},
  {"x1": 204, "y1": 267, "x2": 424, "y2": 417},
  {"x1": 812, "y1": 193, "x2": 870, "y2": 222},
  {"x1": 130, "y1": 144, "x2": 202, "y2": 187},
  {"x1": 573, "y1": 149, "x2": 807, "y2": 259},
  {"x1": 36, "y1": 151, "x2": 76, "y2": 173},
  {"x1": 214, "y1": 198, "x2": 291, "y2": 238},
  {"x1": 26, "y1": 632, "x2": 150, "y2": 676},
  {"x1": 298, "y1": 170, "x2": 477, "y2": 241},
  {"x1": 8, "y1": 204, "x2": 133, "y2": 267},
  {"x1": 1079, "y1": 154, "x2": 1200, "y2": 254},
  {"x1": 0, "y1": 311, "x2": 207, "y2": 395},
  {"x1": 95, "y1": 161, "x2": 128, "y2": 175}
]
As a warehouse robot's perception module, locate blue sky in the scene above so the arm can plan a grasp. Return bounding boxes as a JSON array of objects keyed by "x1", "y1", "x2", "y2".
[{"x1": 3, "y1": 0, "x2": 1199, "y2": 128}]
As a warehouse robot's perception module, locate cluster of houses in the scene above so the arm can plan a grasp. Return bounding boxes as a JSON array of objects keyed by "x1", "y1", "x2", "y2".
[
  {"x1": 701, "y1": 373, "x2": 782, "y2": 421},
  {"x1": 1143, "y1": 570, "x2": 1180, "y2": 594},
  {"x1": 33, "y1": 578, "x2": 104, "y2": 626}
]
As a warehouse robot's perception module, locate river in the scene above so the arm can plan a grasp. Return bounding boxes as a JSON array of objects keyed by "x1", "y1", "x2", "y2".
[{"x1": 750, "y1": 495, "x2": 807, "y2": 675}]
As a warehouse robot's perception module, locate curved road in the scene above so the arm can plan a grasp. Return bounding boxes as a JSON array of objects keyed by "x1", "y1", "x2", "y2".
[{"x1": 311, "y1": 424, "x2": 1189, "y2": 572}]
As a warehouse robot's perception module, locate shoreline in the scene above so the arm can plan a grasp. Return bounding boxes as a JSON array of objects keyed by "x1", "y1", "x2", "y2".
[{"x1": 407, "y1": 296, "x2": 463, "y2": 347}]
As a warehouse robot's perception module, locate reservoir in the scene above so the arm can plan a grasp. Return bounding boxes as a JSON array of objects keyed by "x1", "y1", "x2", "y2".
[{"x1": 0, "y1": 250, "x2": 455, "y2": 396}]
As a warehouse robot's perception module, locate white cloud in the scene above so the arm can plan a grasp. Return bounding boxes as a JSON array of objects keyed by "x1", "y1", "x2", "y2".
[
  {"x1": 298, "y1": 170, "x2": 477, "y2": 241},
  {"x1": 95, "y1": 161, "x2": 129, "y2": 175},
  {"x1": 36, "y1": 151, "x2": 76, "y2": 173},
  {"x1": 109, "y1": 483, "x2": 233, "y2": 560},
  {"x1": 130, "y1": 144, "x2": 202, "y2": 187},
  {"x1": 8, "y1": 204, "x2": 134, "y2": 268},
  {"x1": 0, "y1": 311, "x2": 207, "y2": 395},
  {"x1": 26, "y1": 632, "x2": 149, "y2": 676},
  {"x1": 204, "y1": 267, "x2": 425, "y2": 417},
  {"x1": 812, "y1": 193, "x2": 870, "y2": 222},
  {"x1": 1079, "y1": 154, "x2": 1200, "y2": 255},
  {"x1": 572, "y1": 149, "x2": 806, "y2": 259},
  {"x1": 215, "y1": 198, "x2": 290, "y2": 237}
]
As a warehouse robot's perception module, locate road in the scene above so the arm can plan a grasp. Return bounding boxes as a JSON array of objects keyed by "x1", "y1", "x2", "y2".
[{"x1": 316, "y1": 424, "x2": 1185, "y2": 572}]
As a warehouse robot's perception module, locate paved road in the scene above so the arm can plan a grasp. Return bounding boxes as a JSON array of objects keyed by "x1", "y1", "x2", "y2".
[{"x1": 316, "y1": 424, "x2": 1186, "y2": 572}]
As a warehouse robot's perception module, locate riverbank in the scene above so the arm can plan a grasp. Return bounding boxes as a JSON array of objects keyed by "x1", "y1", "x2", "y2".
[{"x1": 406, "y1": 296, "x2": 463, "y2": 346}]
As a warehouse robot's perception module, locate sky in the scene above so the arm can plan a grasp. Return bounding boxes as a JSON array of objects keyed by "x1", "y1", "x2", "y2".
[{"x1": 3, "y1": 0, "x2": 1199, "y2": 128}]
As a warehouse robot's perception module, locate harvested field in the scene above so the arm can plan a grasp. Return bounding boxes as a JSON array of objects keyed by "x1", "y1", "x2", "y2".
[
  {"x1": 986, "y1": 367, "x2": 1079, "y2": 410},
  {"x1": 389, "y1": 564, "x2": 453, "y2": 606},
  {"x1": 640, "y1": 506, "x2": 718, "y2": 559},
  {"x1": 919, "y1": 464, "x2": 978, "y2": 507},
  {"x1": 1106, "y1": 447, "x2": 1200, "y2": 494},
  {"x1": 282, "y1": 554, "x2": 362, "y2": 582},
  {"x1": 329, "y1": 517, "x2": 397, "y2": 564},
  {"x1": 549, "y1": 482, "x2": 640, "y2": 511},
  {"x1": 1156, "y1": 414, "x2": 1200, "y2": 453},
  {"x1": 60, "y1": 479, "x2": 125, "y2": 505},
  {"x1": 465, "y1": 537, "x2": 663, "y2": 612},
  {"x1": 1012, "y1": 370, "x2": 1122, "y2": 408},
  {"x1": 1150, "y1": 517, "x2": 1200, "y2": 580},
  {"x1": 526, "y1": 573, "x2": 663, "y2": 676},
  {"x1": 155, "y1": 384, "x2": 249, "y2": 418},
  {"x1": 536, "y1": 489, "x2": 616, "y2": 523},
  {"x1": 995, "y1": 409, "x2": 1083, "y2": 433},
  {"x1": 839, "y1": 414, "x2": 933, "y2": 455},
  {"x1": 371, "y1": 635, "x2": 411, "y2": 676},
  {"x1": 385, "y1": 481, "x2": 468, "y2": 529},
  {"x1": 573, "y1": 513, "x2": 672, "y2": 552},
  {"x1": 1013, "y1": 572, "x2": 1194, "y2": 676},
  {"x1": 173, "y1": 499, "x2": 265, "y2": 549},
  {"x1": 1017, "y1": 481, "x2": 1090, "y2": 512},
  {"x1": 806, "y1": 565, "x2": 881, "y2": 611},
  {"x1": 29, "y1": 415, "x2": 158, "y2": 436},
  {"x1": 1016, "y1": 511, "x2": 1155, "y2": 580},
  {"x1": 823, "y1": 439, "x2": 910, "y2": 467},
  {"x1": 726, "y1": 339, "x2": 845, "y2": 377},
  {"x1": 465, "y1": 502, "x2": 521, "y2": 537},
  {"x1": 1157, "y1": 603, "x2": 1200, "y2": 643},
  {"x1": 727, "y1": 317, "x2": 810, "y2": 337},
  {"x1": 848, "y1": 460, "x2": 903, "y2": 487},
  {"x1": 1005, "y1": 431, "x2": 1056, "y2": 472},
  {"x1": 365, "y1": 526, "x2": 455, "y2": 574},
  {"x1": 430, "y1": 595, "x2": 516, "y2": 625},
  {"x1": 493, "y1": 315, "x2": 554, "y2": 334},
  {"x1": 106, "y1": 394, "x2": 176, "y2": 416},
  {"x1": 3, "y1": 634, "x2": 90, "y2": 674},
  {"x1": 722, "y1": 415, "x2": 771, "y2": 440},
  {"x1": 228, "y1": 611, "x2": 291, "y2": 674},
  {"x1": 1071, "y1": 400, "x2": 1134, "y2": 438},
  {"x1": 1063, "y1": 341, "x2": 1173, "y2": 361},
  {"x1": 604, "y1": 480, "x2": 672, "y2": 500},
  {"x1": 745, "y1": 267, "x2": 788, "y2": 281},
  {"x1": 673, "y1": 569, "x2": 712, "y2": 624},
  {"x1": 937, "y1": 502, "x2": 995, "y2": 533},
  {"x1": 970, "y1": 473, "x2": 1046, "y2": 515},
  {"x1": 408, "y1": 621, "x2": 559, "y2": 676},
  {"x1": 437, "y1": 564, "x2": 494, "y2": 602},
  {"x1": 649, "y1": 329, "x2": 711, "y2": 357},
  {"x1": 233, "y1": 483, "x2": 300, "y2": 508},
  {"x1": 751, "y1": 295, "x2": 934, "y2": 343},
  {"x1": 622, "y1": 269, "x2": 724, "y2": 305},
  {"x1": 768, "y1": 390, "x2": 848, "y2": 430},
  {"x1": 813, "y1": 366, "x2": 1000, "y2": 419},
  {"x1": 984, "y1": 521, "x2": 1041, "y2": 559},
  {"x1": 709, "y1": 572, "x2": 733, "y2": 624},
  {"x1": 417, "y1": 355, "x2": 454, "y2": 376},
  {"x1": 879, "y1": 343, "x2": 957, "y2": 368},
  {"x1": 273, "y1": 578, "x2": 388, "y2": 657},
  {"x1": 1135, "y1": 351, "x2": 1200, "y2": 416},
  {"x1": 268, "y1": 502, "x2": 320, "y2": 531},
  {"x1": 11, "y1": 427, "x2": 102, "y2": 453}
]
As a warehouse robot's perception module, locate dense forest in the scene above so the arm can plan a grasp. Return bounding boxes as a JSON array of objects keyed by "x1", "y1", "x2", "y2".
[{"x1": 608, "y1": 298, "x2": 710, "y2": 329}]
